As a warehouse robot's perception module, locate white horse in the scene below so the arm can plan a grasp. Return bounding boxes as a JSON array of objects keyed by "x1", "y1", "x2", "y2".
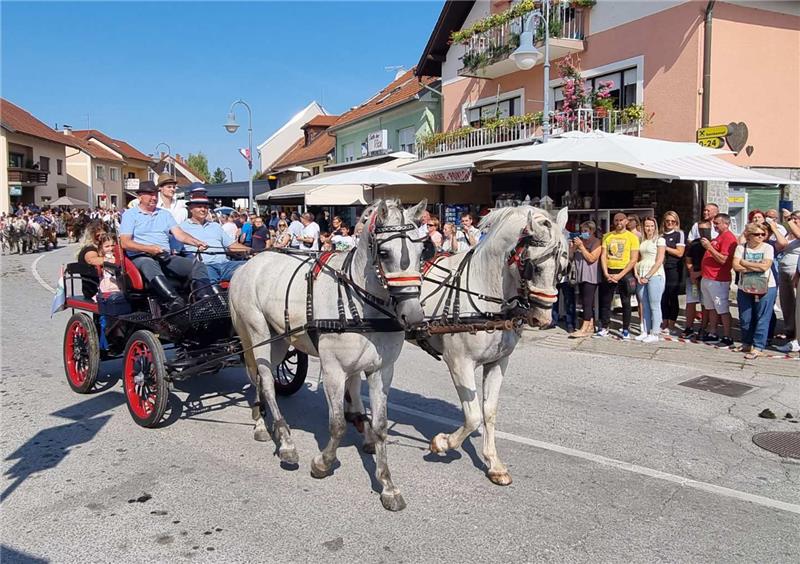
[
  {"x1": 229, "y1": 199, "x2": 427, "y2": 511},
  {"x1": 345, "y1": 205, "x2": 568, "y2": 485}
]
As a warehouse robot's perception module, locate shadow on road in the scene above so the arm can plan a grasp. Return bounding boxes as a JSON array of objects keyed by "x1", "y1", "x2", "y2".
[
  {"x1": 0, "y1": 544, "x2": 49, "y2": 564},
  {"x1": 2, "y1": 392, "x2": 125, "y2": 502}
]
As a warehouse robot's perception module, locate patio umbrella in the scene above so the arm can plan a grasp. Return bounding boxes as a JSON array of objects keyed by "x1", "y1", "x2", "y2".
[
  {"x1": 292, "y1": 167, "x2": 431, "y2": 203},
  {"x1": 50, "y1": 196, "x2": 90, "y2": 208}
]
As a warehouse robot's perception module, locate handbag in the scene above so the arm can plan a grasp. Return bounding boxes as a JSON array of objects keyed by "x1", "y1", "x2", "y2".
[{"x1": 739, "y1": 245, "x2": 769, "y2": 296}]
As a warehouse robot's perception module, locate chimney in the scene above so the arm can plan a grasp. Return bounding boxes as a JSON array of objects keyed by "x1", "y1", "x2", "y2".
[
  {"x1": 394, "y1": 68, "x2": 406, "y2": 80},
  {"x1": 62, "y1": 124, "x2": 73, "y2": 135}
]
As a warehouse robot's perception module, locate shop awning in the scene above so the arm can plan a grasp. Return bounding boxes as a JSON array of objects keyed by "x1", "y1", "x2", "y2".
[
  {"x1": 595, "y1": 156, "x2": 800, "y2": 185},
  {"x1": 396, "y1": 148, "x2": 509, "y2": 182}
]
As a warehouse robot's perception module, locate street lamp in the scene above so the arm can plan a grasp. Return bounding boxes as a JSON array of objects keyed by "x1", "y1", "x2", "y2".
[
  {"x1": 223, "y1": 167, "x2": 234, "y2": 183},
  {"x1": 224, "y1": 99, "x2": 255, "y2": 213},
  {"x1": 155, "y1": 142, "x2": 173, "y2": 177},
  {"x1": 512, "y1": 2, "x2": 551, "y2": 203}
]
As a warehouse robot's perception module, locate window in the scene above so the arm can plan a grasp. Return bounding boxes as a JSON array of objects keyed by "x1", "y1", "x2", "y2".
[
  {"x1": 110, "y1": 167, "x2": 119, "y2": 181},
  {"x1": 553, "y1": 66, "x2": 639, "y2": 111},
  {"x1": 96, "y1": 165, "x2": 105, "y2": 180},
  {"x1": 58, "y1": 187, "x2": 67, "y2": 197},
  {"x1": 466, "y1": 96, "x2": 521, "y2": 127},
  {"x1": 39, "y1": 156, "x2": 50, "y2": 172},
  {"x1": 57, "y1": 159, "x2": 63, "y2": 175},
  {"x1": 9, "y1": 152, "x2": 24, "y2": 168},
  {"x1": 110, "y1": 195, "x2": 118, "y2": 208},
  {"x1": 398, "y1": 126, "x2": 416, "y2": 153},
  {"x1": 127, "y1": 171, "x2": 136, "y2": 179},
  {"x1": 311, "y1": 166, "x2": 320, "y2": 176},
  {"x1": 342, "y1": 143, "x2": 355, "y2": 162}
]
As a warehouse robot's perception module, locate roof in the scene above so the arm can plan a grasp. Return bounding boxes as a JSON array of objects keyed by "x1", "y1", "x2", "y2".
[
  {"x1": 303, "y1": 115, "x2": 339, "y2": 128},
  {"x1": 330, "y1": 68, "x2": 438, "y2": 130},
  {"x1": 271, "y1": 129, "x2": 336, "y2": 170},
  {"x1": 256, "y1": 101, "x2": 327, "y2": 151},
  {"x1": 67, "y1": 134, "x2": 125, "y2": 162},
  {"x1": 72, "y1": 129, "x2": 151, "y2": 162},
  {"x1": 416, "y1": 1, "x2": 474, "y2": 77},
  {"x1": 153, "y1": 157, "x2": 205, "y2": 185},
  {"x1": 0, "y1": 98, "x2": 82, "y2": 149}
]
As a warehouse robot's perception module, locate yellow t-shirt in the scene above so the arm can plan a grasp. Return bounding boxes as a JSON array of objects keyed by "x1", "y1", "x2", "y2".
[{"x1": 602, "y1": 230, "x2": 640, "y2": 270}]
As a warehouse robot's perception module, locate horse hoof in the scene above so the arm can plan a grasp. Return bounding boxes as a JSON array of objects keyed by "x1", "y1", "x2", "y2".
[
  {"x1": 310, "y1": 458, "x2": 332, "y2": 479},
  {"x1": 430, "y1": 433, "x2": 449, "y2": 454},
  {"x1": 488, "y1": 471, "x2": 513, "y2": 486},
  {"x1": 279, "y1": 447, "x2": 299, "y2": 465},
  {"x1": 254, "y1": 429, "x2": 271, "y2": 442},
  {"x1": 380, "y1": 493, "x2": 407, "y2": 512},
  {"x1": 362, "y1": 442, "x2": 376, "y2": 455}
]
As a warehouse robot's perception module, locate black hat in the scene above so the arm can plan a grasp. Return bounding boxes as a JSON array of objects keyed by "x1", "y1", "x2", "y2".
[{"x1": 136, "y1": 180, "x2": 158, "y2": 193}]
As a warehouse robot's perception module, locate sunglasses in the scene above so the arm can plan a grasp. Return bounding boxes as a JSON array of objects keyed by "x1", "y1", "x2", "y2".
[
  {"x1": 751, "y1": 233, "x2": 767, "y2": 237},
  {"x1": 664, "y1": 219, "x2": 676, "y2": 224},
  {"x1": 427, "y1": 223, "x2": 437, "y2": 227}
]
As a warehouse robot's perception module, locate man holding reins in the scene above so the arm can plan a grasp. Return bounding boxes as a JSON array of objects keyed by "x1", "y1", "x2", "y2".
[{"x1": 119, "y1": 181, "x2": 213, "y2": 311}]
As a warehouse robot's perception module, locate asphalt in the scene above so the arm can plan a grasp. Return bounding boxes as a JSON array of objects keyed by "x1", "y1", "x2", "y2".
[{"x1": 1, "y1": 243, "x2": 798, "y2": 563}]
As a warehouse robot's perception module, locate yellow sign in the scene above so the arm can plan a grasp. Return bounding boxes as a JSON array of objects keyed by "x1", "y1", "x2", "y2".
[
  {"x1": 728, "y1": 196, "x2": 745, "y2": 204},
  {"x1": 697, "y1": 137, "x2": 724, "y2": 149},
  {"x1": 697, "y1": 125, "x2": 729, "y2": 139}
]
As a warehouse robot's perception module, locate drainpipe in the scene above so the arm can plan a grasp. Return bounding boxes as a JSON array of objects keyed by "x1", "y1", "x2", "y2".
[{"x1": 701, "y1": 1, "x2": 715, "y2": 128}]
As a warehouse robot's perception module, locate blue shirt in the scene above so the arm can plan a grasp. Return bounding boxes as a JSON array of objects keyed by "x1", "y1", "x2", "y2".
[
  {"x1": 180, "y1": 218, "x2": 234, "y2": 265},
  {"x1": 119, "y1": 206, "x2": 177, "y2": 252},
  {"x1": 240, "y1": 222, "x2": 253, "y2": 245}
]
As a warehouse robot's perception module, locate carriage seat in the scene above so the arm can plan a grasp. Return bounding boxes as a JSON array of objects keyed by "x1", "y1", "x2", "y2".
[{"x1": 110, "y1": 245, "x2": 187, "y2": 296}]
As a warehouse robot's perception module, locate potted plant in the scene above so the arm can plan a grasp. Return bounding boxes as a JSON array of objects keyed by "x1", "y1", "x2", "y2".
[{"x1": 590, "y1": 80, "x2": 615, "y2": 118}]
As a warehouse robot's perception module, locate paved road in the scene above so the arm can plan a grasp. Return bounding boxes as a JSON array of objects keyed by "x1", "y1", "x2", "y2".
[{"x1": 2, "y1": 245, "x2": 799, "y2": 563}]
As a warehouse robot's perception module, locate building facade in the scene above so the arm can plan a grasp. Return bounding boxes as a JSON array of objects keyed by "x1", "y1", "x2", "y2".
[
  {"x1": 328, "y1": 68, "x2": 441, "y2": 165},
  {"x1": 415, "y1": 0, "x2": 800, "y2": 223},
  {"x1": 257, "y1": 101, "x2": 328, "y2": 174},
  {"x1": 269, "y1": 115, "x2": 338, "y2": 187},
  {"x1": 1, "y1": 99, "x2": 82, "y2": 211}
]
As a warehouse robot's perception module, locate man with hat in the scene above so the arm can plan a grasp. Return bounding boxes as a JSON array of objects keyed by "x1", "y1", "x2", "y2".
[
  {"x1": 120, "y1": 181, "x2": 213, "y2": 310},
  {"x1": 180, "y1": 196, "x2": 251, "y2": 283}
]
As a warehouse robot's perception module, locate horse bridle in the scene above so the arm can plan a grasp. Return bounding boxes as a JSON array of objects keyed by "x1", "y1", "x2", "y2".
[
  {"x1": 506, "y1": 228, "x2": 565, "y2": 306},
  {"x1": 367, "y1": 214, "x2": 425, "y2": 290}
]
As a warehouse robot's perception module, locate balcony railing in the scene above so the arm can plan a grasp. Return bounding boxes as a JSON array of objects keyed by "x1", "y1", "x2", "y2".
[
  {"x1": 459, "y1": 5, "x2": 586, "y2": 79},
  {"x1": 8, "y1": 167, "x2": 49, "y2": 185},
  {"x1": 417, "y1": 108, "x2": 642, "y2": 159}
]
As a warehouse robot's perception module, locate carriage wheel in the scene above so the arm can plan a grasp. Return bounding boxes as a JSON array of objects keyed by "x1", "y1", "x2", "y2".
[
  {"x1": 273, "y1": 347, "x2": 308, "y2": 396},
  {"x1": 123, "y1": 330, "x2": 169, "y2": 428},
  {"x1": 63, "y1": 313, "x2": 100, "y2": 393}
]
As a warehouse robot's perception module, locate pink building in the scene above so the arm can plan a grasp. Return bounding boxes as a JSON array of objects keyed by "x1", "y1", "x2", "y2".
[{"x1": 414, "y1": 0, "x2": 800, "y2": 228}]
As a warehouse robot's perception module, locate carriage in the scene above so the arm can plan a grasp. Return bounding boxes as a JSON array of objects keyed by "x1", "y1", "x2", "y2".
[{"x1": 59, "y1": 247, "x2": 308, "y2": 427}]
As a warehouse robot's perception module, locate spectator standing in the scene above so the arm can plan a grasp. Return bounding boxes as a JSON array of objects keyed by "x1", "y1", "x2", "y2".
[
  {"x1": 251, "y1": 215, "x2": 271, "y2": 252},
  {"x1": 733, "y1": 222, "x2": 777, "y2": 359},
  {"x1": 569, "y1": 221, "x2": 601, "y2": 338},
  {"x1": 239, "y1": 212, "x2": 253, "y2": 246},
  {"x1": 626, "y1": 215, "x2": 642, "y2": 240},
  {"x1": 220, "y1": 213, "x2": 239, "y2": 241},
  {"x1": 699, "y1": 213, "x2": 737, "y2": 347},
  {"x1": 682, "y1": 220, "x2": 712, "y2": 338},
  {"x1": 596, "y1": 212, "x2": 640, "y2": 339},
  {"x1": 268, "y1": 211, "x2": 279, "y2": 230},
  {"x1": 773, "y1": 209, "x2": 800, "y2": 352},
  {"x1": 288, "y1": 212, "x2": 304, "y2": 249},
  {"x1": 635, "y1": 217, "x2": 666, "y2": 343},
  {"x1": 456, "y1": 213, "x2": 481, "y2": 248},
  {"x1": 299, "y1": 212, "x2": 320, "y2": 251},
  {"x1": 660, "y1": 211, "x2": 685, "y2": 335},
  {"x1": 331, "y1": 224, "x2": 356, "y2": 250},
  {"x1": 688, "y1": 203, "x2": 720, "y2": 241}
]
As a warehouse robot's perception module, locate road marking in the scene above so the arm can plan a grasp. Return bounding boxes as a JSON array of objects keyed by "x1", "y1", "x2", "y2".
[
  {"x1": 31, "y1": 254, "x2": 56, "y2": 295},
  {"x1": 384, "y1": 400, "x2": 800, "y2": 516}
]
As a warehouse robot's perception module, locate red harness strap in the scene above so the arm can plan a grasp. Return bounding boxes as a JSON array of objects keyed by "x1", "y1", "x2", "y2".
[
  {"x1": 422, "y1": 252, "x2": 453, "y2": 276},
  {"x1": 311, "y1": 251, "x2": 336, "y2": 279}
]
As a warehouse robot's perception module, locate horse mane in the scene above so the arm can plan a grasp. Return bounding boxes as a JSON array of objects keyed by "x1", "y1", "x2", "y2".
[{"x1": 476, "y1": 205, "x2": 551, "y2": 255}]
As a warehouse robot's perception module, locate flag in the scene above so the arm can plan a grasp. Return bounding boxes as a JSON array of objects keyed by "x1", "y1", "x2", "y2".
[
  {"x1": 51, "y1": 265, "x2": 66, "y2": 317},
  {"x1": 238, "y1": 148, "x2": 251, "y2": 163}
]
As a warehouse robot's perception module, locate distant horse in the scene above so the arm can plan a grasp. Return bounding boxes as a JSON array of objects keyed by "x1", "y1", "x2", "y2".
[{"x1": 229, "y1": 199, "x2": 427, "y2": 511}]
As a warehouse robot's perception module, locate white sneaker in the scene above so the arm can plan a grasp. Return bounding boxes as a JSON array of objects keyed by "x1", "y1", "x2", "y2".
[
  {"x1": 776, "y1": 340, "x2": 800, "y2": 353},
  {"x1": 635, "y1": 333, "x2": 648, "y2": 341},
  {"x1": 593, "y1": 328, "x2": 609, "y2": 338},
  {"x1": 643, "y1": 334, "x2": 659, "y2": 344}
]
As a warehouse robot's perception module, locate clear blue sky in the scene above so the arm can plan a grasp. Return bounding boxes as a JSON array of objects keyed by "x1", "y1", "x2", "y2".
[{"x1": 1, "y1": 1, "x2": 442, "y2": 181}]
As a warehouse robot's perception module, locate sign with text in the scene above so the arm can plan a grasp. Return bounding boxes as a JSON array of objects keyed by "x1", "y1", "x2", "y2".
[
  {"x1": 697, "y1": 137, "x2": 725, "y2": 149},
  {"x1": 696, "y1": 125, "x2": 729, "y2": 140},
  {"x1": 417, "y1": 167, "x2": 473, "y2": 184},
  {"x1": 367, "y1": 130, "x2": 389, "y2": 154}
]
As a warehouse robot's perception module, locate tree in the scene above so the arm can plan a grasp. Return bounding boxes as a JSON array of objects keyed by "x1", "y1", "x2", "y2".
[
  {"x1": 210, "y1": 167, "x2": 227, "y2": 184},
  {"x1": 186, "y1": 152, "x2": 210, "y2": 182}
]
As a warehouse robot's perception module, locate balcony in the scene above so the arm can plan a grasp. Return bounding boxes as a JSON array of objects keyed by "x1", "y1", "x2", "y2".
[
  {"x1": 417, "y1": 108, "x2": 643, "y2": 159},
  {"x1": 8, "y1": 167, "x2": 49, "y2": 186},
  {"x1": 457, "y1": 4, "x2": 586, "y2": 80}
]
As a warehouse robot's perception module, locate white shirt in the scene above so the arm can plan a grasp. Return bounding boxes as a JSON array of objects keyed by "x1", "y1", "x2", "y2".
[
  {"x1": 300, "y1": 221, "x2": 320, "y2": 251},
  {"x1": 688, "y1": 222, "x2": 718, "y2": 242},
  {"x1": 221, "y1": 221, "x2": 238, "y2": 240},
  {"x1": 157, "y1": 195, "x2": 188, "y2": 223},
  {"x1": 455, "y1": 225, "x2": 481, "y2": 248},
  {"x1": 331, "y1": 234, "x2": 355, "y2": 250},
  {"x1": 288, "y1": 220, "x2": 304, "y2": 249}
]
